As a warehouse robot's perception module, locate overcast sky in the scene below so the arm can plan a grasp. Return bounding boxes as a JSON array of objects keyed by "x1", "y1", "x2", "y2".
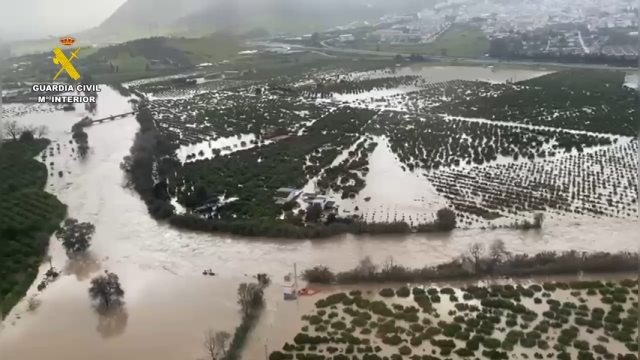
[{"x1": 0, "y1": 0, "x2": 126, "y2": 41}]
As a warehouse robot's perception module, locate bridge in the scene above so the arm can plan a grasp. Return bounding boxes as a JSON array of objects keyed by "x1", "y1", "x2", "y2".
[{"x1": 91, "y1": 111, "x2": 138, "y2": 124}]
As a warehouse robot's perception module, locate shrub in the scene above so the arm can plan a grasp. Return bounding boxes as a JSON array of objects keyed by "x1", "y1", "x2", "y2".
[
  {"x1": 430, "y1": 339, "x2": 456, "y2": 349},
  {"x1": 309, "y1": 315, "x2": 323, "y2": 325},
  {"x1": 542, "y1": 311, "x2": 555, "y2": 319},
  {"x1": 483, "y1": 337, "x2": 501, "y2": 349},
  {"x1": 430, "y1": 295, "x2": 441, "y2": 303},
  {"x1": 410, "y1": 336, "x2": 423, "y2": 346},
  {"x1": 396, "y1": 287, "x2": 410, "y2": 298},
  {"x1": 424, "y1": 326, "x2": 442, "y2": 338},
  {"x1": 625, "y1": 343, "x2": 639, "y2": 352},
  {"x1": 360, "y1": 328, "x2": 372, "y2": 335},
  {"x1": 379, "y1": 288, "x2": 395, "y2": 297},
  {"x1": 520, "y1": 338, "x2": 537, "y2": 348},
  {"x1": 351, "y1": 318, "x2": 368, "y2": 328},
  {"x1": 481, "y1": 349, "x2": 509, "y2": 360},
  {"x1": 501, "y1": 341, "x2": 514, "y2": 351},
  {"x1": 526, "y1": 331, "x2": 541, "y2": 340},
  {"x1": 573, "y1": 340, "x2": 590, "y2": 351},
  {"x1": 533, "y1": 323, "x2": 549, "y2": 333},
  {"x1": 534, "y1": 297, "x2": 542, "y2": 304},
  {"x1": 537, "y1": 340, "x2": 549, "y2": 350},
  {"x1": 270, "y1": 351, "x2": 294, "y2": 360},
  {"x1": 456, "y1": 331, "x2": 471, "y2": 341},
  {"x1": 558, "y1": 353, "x2": 571, "y2": 360},
  {"x1": 466, "y1": 340, "x2": 480, "y2": 351},
  {"x1": 601, "y1": 296, "x2": 613, "y2": 304},
  {"x1": 612, "y1": 294, "x2": 627, "y2": 303},
  {"x1": 382, "y1": 334, "x2": 403, "y2": 346},
  {"x1": 593, "y1": 344, "x2": 609, "y2": 355},
  {"x1": 440, "y1": 348, "x2": 452, "y2": 356},
  {"x1": 454, "y1": 348, "x2": 475, "y2": 357},
  {"x1": 619, "y1": 279, "x2": 636, "y2": 288},
  {"x1": 331, "y1": 321, "x2": 347, "y2": 330},
  {"x1": 506, "y1": 319, "x2": 517, "y2": 327}
]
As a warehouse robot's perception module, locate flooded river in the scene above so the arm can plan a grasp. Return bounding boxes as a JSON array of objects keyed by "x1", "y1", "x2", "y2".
[{"x1": 0, "y1": 68, "x2": 637, "y2": 360}]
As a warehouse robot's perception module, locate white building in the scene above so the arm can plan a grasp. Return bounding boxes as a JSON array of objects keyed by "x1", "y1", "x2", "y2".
[{"x1": 338, "y1": 34, "x2": 355, "y2": 42}]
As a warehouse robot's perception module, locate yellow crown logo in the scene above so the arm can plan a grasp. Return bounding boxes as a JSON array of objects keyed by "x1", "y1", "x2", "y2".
[{"x1": 60, "y1": 36, "x2": 76, "y2": 46}]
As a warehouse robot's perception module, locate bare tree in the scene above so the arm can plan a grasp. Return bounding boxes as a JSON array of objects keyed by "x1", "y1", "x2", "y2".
[
  {"x1": 4, "y1": 120, "x2": 22, "y2": 140},
  {"x1": 382, "y1": 256, "x2": 395, "y2": 272},
  {"x1": 489, "y1": 239, "x2": 509, "y2": 264},
  {"x1": 215, "y1": 331, "x2": 231, "y2": 357},
  {"x1": 468, "y1": 242, "x2": 485, "y2": 269},
  {"x1": 356, "y1": 256, "x2": 377, "y2": 278},
  {"x1": 35, "y1": 125, "x2": 49, "y2": 138},
  {"x1": 203, "y1": 329, "x2": 219, "y2": 360},
  {"x1": 203, "y1": 329, "x2": 231, "y2": 360}
]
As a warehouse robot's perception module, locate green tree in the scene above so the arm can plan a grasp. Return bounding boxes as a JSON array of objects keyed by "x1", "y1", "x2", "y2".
[
  {"x1": 305, "y1": 203, "x2": 323, "y2": 222},
  {"x1": 55, "y1": 218, "x2": 95, "y2": 255},
  {"x1": 89, "y1": 270, "x2": 125, "y2": 309},
  {"x1": 436, "y1": 207, "x2": 457, "y2": 231}
]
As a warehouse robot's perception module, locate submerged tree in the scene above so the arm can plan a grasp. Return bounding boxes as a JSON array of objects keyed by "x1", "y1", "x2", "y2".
[
  {"x1": 237, "y1": 283, "x2": 264, "y2": 318},
  {"x1": 468, "y1": 242, "x2": 485, "y2": 271},
  {"x1": 304, "y1": 203, "x2": 323, "y2": 222},
  {"x1": 203, "y1": 329, "x2": 231, "y2": 360},
  {"x1": 436, "y1": 207, "x2": 457, "y2": 231},
  {"x1": 55, "y1": 218, "x2": 96, "y2": 256},
  {"x1": 489, "y1": 239, "x2": 509, "y2": 264},
  {"x1": 89, "y1": 270, "x2": 125, "y2": 309}
]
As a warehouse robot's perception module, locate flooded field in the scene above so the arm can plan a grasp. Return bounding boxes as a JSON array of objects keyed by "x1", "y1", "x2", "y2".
[
  {"x1": 0, "y1": 66, "x2": 637, "y2": 360},
  {"x1": 248, "y1": 275, "x2": 638, "y2": 360}
]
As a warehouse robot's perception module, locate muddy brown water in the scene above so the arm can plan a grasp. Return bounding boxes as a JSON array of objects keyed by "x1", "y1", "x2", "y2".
[{"x1": 0, "y1": 71, "x2": 637, "y2": 360}]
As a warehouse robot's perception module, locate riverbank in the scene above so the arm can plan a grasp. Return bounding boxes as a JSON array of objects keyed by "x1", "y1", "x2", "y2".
[
  {"x1": 302, "y1": 249, "x2": 639, "y2": 285},
  {"x1": 0, "y1": 137, "x2": 67, "y2": 318}
]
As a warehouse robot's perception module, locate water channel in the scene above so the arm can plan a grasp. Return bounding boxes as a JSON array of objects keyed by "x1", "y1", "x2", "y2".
[{"x1": 0, "y1": 67, "x2": 636, "y2": 360}]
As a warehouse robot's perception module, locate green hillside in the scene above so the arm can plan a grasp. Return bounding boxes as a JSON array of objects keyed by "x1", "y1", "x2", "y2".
[{"x1": 3, "y1": 35, "x2": 243, "y2": 84}]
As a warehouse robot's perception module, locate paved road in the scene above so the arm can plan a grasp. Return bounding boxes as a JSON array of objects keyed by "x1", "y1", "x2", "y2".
[{"x1": 252, "y1": 41, "x2": 635, "y2": 71}]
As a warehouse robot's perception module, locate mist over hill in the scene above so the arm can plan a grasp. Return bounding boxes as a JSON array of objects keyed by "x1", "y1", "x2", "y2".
[{"x1": 86, "y1": 0, "x2": 428, "y2": 39}]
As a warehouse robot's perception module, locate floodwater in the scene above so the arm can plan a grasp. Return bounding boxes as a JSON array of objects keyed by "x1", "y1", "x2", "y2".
[
  {"x1": 245, "y1": 273, "x2": 636, "y2": 360},
  {"x1": 0, "y1": 68, "x2": 637, "y2": 360}
]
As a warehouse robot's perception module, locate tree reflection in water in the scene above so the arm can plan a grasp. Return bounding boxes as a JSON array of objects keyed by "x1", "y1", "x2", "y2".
[
  {"x1": 95, "y1": 305, "x2": 129, "y2": 339},
  {"x1": 64, "y1": 251, "x2": 103, "y2": 281}
]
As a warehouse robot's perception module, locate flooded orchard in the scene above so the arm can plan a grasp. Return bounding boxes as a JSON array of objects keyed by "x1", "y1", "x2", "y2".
[{"x1": 0, "y1": 67, "x2": 637, "y2": 360}]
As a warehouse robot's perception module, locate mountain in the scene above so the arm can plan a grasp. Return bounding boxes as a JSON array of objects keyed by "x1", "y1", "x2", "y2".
[
  {"x1": 81, "y1": 0, "x2": 428, "y2": 41},
  {"x1": 81, "y1": 0, "x2": 210, "y2": 40},
  {"x1": 174, "y1": 0, "x2": 426, "y2": 35}
]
